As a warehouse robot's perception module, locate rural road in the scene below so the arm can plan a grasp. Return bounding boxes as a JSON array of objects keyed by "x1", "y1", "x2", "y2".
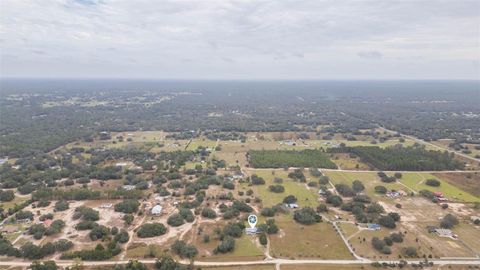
[
  {"x1": 378, "y1": 126, "x2": 480, "y2": 163},
  {"x1": 1, "y1": 258, "x2": 480, "y2": 267}
]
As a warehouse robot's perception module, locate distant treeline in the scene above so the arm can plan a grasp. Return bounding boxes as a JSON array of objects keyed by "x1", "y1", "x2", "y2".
[
  {"x1": 329, "y1": 146, "x2": 464, "y2": 171},
  {"x1": 32, "y1": 188, "x2": 144, "y2": 201},
  {"x1": 248, "y1": 149, "x2": 337, "y2": 169}
]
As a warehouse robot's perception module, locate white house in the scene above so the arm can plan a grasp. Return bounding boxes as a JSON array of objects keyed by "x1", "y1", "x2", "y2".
[{"x1": 151, "y1": 205, "x2": 163, "y2": 215}]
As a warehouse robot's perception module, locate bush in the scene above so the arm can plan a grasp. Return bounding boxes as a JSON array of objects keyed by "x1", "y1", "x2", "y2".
[
  {"x1": 293, "y1": 207, "x2": 322, "y2": 225},
  {"x1": 137, "y1": 223, "x2": 167, "y2": 238},
  {"x1": 261, "y1": 207, "x2": 276, "y2": 217},
  {"x1": 319, "y1": 176, "x2": 330, "y2": 185},
  {"x1": 425, "y1": 179, "x2": 441, "y2": 187},
  {"x1": 440, "y1": 214, "x2": 459, "y2": 229},
  {"x1": 54, "y1": 239, "x2": 74, "y2": 252},
  {"x1": 268, "y1": 185, "x2": 285, "y2": 193},
  {"x1": 201, "y1": 208, "x2": 217, "y2": 219},
  {"x1": 0, "y1": 190, "x2": 15, "y2": 202},
  {"x1": 326, "y1": 195, "x2": 343, "y2": 207},
  {"x1": 335, "y1": 184, "x2": 355, "y2": 197},
  {"x1": 352, "y1": 180, "x2": 365, "y2": 193},
  {"x1": 171, "y1": 240, "x2": 198, "y2": 259},
  {"x1": 114, "y1": 199, "x2": 140, "y2": 214},
  {"x1": 250, "y1": 175, "x2": 265, "y2": 185},
  {"x1": 259, "y1": 233, "x2": 268, "y2": 245},
  {"x1": 374, "y1": 185, "x2": 387, "y2": 194},
  {"x1": 378, "y1": 215, "x2": 396, "y2": 228},
  {"x1": 214, "y1": 236, "x2": 235, "y2": 254},
  {"x1": 54, "y1": 200, "x2": 69, "y2": 211},
  {"x1": 114, "y1": 229, "x2": 130, "y2": 243},
  {"x1": 179, "y1": 208, "x2": 195, "y2": 222},
  {"x1": 167, "y1": 214, "x2": 185, "y2": 227},
  {"x1": 283, "y1": 195, "x2": 297, "y2": 204},
  {"x1": 404, "y1": 246, "x2": 418, "y2": 257}
]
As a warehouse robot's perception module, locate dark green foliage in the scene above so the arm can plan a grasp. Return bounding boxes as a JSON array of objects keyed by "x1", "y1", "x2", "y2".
[
  {"x1": 335, "y1": 184, "x2": 356, "y2": 197},
  {"x1": 29, "y1": 260, "x2": 58, "y2": 270},
  {"x1": 89, "y1": 224, "x2": 110, "y2": 241},
  {"x1": 137, "y1": 223, "x2": 167, "y2": 238},
  {"x1": 250, "y1": 174, "x2": 265, "y2": 185},
  {"x1": 201, "y1": 207, "x2": 217, "y2": 219},
  {"x1": 342, "y1": 146, "x2": 464, "y2": 171},
  {"x1": 352, "y1": 180, "x2": 365, "y2": 193},
  {"x1": 179, "y1": 208, "x2": 195, "y2": 223},
  {"x1": 114, "y1": 199, "x2": 140, "y2": 214},
  {"x1": 259, "y1": 233, "x2": 268, "y2": 245},
  {"x1": 54, "y1": 200, "x2": 69, "y2": 211},
  {"x1": 53, "y1": 239, "x2": 74, "y2": 252},
  {"x1": 75, "y1": 206, "x2": 99, "y2": 221},
  {"x1": 248, "y1": 150, "x2": 337, "y2": 169},
  {"x1": 167, "y1": 214, "x2": 185, "y2": 227},
  {"x1": 261, "y1": 207, "x2": 276, "y2": 217},
  {"x1": 440, "y1": 214, "x2": 459, "y2": 229},
  {"x1": 293, "y1": 207, "x2": 322, "y2": 225},
  {"x1": 213, "y1": 236, "x2": 235, "y2": 254},
  {"x1": 268, "y1": 185, "x2": 285, "y2": 193},
  {"x1": 425, "y1": 179, "x2": 441, "y2": 187},
  {"x1": 114, "y1": 229, "x2": 130, "y2": 244},
  {"x1": 0, "y1": 190, "x2": 14, "y2": 202},
  {"x1": 288, "y1": 169, "x2": 306, "y2": 182},
  {"x1": 170, "y1": 240, "x2": 198, "y2": 259},
  {"x1": 374, "y1": 185, "x2": 387, "y2": 194},
  {"x1": 282, "y1": 195, "x2": 297, "y2": 204},
  {"x1": 326, "y1": 195, "x2": 343, "y2": 207},
  {"x1": 378, "y1": 215, "x2": 396, "y2": 228}
]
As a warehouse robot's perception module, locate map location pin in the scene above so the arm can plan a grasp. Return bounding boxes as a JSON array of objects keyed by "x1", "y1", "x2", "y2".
[{"x1": 247, "y1": 214, "x2": 258, "y2": 228}]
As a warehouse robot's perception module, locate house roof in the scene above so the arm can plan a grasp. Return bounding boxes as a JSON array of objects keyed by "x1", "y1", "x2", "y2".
[{"x1": 151, "y1": 205, "x2": 162, "y2": 214}]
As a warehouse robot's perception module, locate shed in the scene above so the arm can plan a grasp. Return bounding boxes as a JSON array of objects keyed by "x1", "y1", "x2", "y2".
[
  {"x1": 367, "y1": 223, "x2": 381, "y2": 231},
  {"x1": 151, "y1": 205, "x2": 163, "y2": 215}
]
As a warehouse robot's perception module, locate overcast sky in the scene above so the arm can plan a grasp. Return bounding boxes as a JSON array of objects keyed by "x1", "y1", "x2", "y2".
[{"x1": 1, "y1": 0, "x2": 479, "y2": 79}]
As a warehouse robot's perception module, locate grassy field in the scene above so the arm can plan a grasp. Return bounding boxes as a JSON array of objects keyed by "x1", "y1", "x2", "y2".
[
  {"x1": 0, "y1": 194, "x2": 29, "y2": 210},
  {"x1": 397, "y1": 173, "x2": 479, "y2": 202},
  {"x1": 244, "y1": 169, "x2": 319, "y2": 208},
  {"x1": 269, "y1": 215, "x2": 353, "y2": 259},
  {"x1": 202, "y1": 235, "x2": 265, "y2": 262},
  {"x1": 325, "y1": 171, "x2": 406, "y2": 198},
  {"x1": 432, "y1": 172, "x2": 480, "y2": 197}
]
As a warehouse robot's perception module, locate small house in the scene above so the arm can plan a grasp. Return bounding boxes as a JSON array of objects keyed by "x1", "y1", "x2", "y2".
[
  {"x1": 367, "y1": 223, "x2": 381, "y2": 231},
  {"x1": 151, "y1": 205, "x2": 163, "y2": 215},
  {"x1": 435, "y1": 228, "x2": 456, "y2": 238},
  {"x1": 286, "y1": 203, "x2": 299, "y2": 209}
]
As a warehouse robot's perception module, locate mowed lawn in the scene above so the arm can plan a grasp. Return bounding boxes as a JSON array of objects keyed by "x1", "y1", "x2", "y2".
[
  {"x1": 269, "y1": 214, "x2": 353, "y2": 259},
  {"x1": 245, "y1": 169, "x2": 319, "y2": 208},
  {"x1": 325, "y1": 171, "x2": 405, "y2": 198},
  {"x1": 203, "y1": 235, "x2": 265, "y2": 262},
  {"x1": 397, "y1": 173, "x2": 479, "y2": 202}
]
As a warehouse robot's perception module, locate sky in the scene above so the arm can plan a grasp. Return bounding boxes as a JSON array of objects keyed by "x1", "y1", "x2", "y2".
[{"x1": 0, "y1": 0, "x2": 479, "y2": 80}]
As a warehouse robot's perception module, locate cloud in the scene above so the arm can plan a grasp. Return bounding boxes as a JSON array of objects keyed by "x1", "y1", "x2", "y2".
[
  {"x1": 357, "y1": 51, "x2": 383, "y2": 60},
  {"x1": 0, "y1": 0, "x2": 479, "y2": 79}
]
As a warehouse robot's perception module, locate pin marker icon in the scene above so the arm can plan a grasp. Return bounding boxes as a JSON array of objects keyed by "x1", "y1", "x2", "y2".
[{"x1": 247, "y1": 214, "x2": 258, "y2": 228}]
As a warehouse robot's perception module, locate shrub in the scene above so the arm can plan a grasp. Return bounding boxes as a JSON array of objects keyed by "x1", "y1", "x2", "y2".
[
  {"x1": 167, "y1": 214, "x2": 185, "y2": 227},
  {"x1": 214, "y1": 236, "x2": 235, "y2": 254},
  {"x1": 259, "y1": 233, "x2": 268, "y2": 245},
  {"x1": 293, "y1": 207, "x2": 322, "y2": 225},
  {"x1": 137, "y1": 223, "x2": 167, "y2": 238},
  {"x1": 440, "y1": 214, "x2": 458, "y2": 229},
  {"x1": 268, "y1": 185, "x2": 285, "y2": 193},
  {"x1": 374, "y1": 185, "x2": 387, "y2": 194},
  {"x1": 201, "y1": 208, "x2": 217, "y2": 219},
  {"x1": 54, "y1": 200, "x2": 69, "y2": 211},
  {"x1": 425, "y1": 179, "x2": 441, "y2": 187},
  {"x1": 114, "y1": 200, "x2": 140, "y2": 214},
  {"x1": 283, "y1": 195, "x2": 297, "y2": 204}
]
